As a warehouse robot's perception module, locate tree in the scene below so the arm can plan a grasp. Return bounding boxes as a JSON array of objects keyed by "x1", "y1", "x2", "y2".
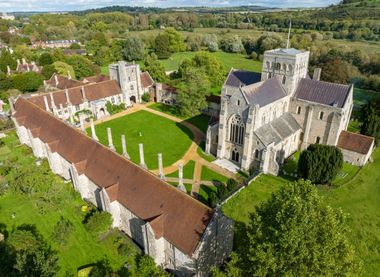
[
  {"x1": 94, "y1": 31, "x2": 109, "y2": 46},
  {"x1": 177, "y1": 67, "x2": 210, "y2": 116},
  {"x1": 123, "y1": 35, "x2": 145, "y2": 61},
  {"x1": 52, "y1": 49, "x2": 66, "y2": 62},
  {"x1": 0, "y1": 48, "x2": 16, "y2": 73},
  {"x1": 41, "y1": 64, "x2": 58, "y2": 79},
  {"x1": 38, "y1": 53, "x2": 54, "y2": 66},
  {"x1": 191, "y1": 42, "x2": 200, "y2": 52},
  {"x1": 208, "y1": 41, "x2": 218, "y2": 52},
  {"x1": 163, "y1": 27, "x2": 186, "y2": 52},
  {"x1": 298, "y1": 143, "x2": 343, "y2": 184},
  {"x1": 51, "y1": 61, "x2": 76, "y2": 79},
  {"x1": 24, "y1": 71, "x2": 44, "y2": 92},
  {"x1": 69, "y1": 42, "x2": 81, "y2": 49},
  {"x1": 190, "y1": 51, "x2": 226, "y2": 87},
  {"x1": 209, "y1": 191, "x2": 219, "y2": 207},
  {"x1": 256, "y1": 32, "x2": 286, "y2": 54},
  {"x1": 155, "y1": 34, "x2": 171, "y2": 59},
  {"x1": 66, "y1": 54, "x2": 93, "y2": 80},
  {"x1": 144, "y1": 53, "x2": 166, "y2": 82},
  {"x1": 136, "y1": 254, "x2": 172, "y2": 277},
  {"x1": 0, "y1": 72, "x2": 12, "y2": 92},
  {"x1": 360, "y1": 98, "x2": 380, "y2": 145},
  {"x1": 319, "y1": 56, "x2": 348, "y2": 84},
  {"x1": 226, "y1": 178, "x2": 238, "y2": 191},
  {"x1": 213, "y1": 179, "x2": 362, "y2": 276},
  {"x1": 217, "y1": 184, "x2": 228, "y2": 198},
  {"x1": 11, "y1": 74, "x2": 28, "y2": 92},
  {"x1": 84, "y1": 210, "x2": 112, "y2": 238}
]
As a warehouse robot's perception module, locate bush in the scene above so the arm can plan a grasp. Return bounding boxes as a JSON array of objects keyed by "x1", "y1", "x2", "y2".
[
  {"x1": 0, "y1": 139, "x2": 5, "y2": 147},
  {"x1": 118, "y1": 243, "x2": 132, "y2": 258},
  {"x1": 209, "y1": 191, "x2": 219, "y2": 207},
  {"x1": 84, "y1": 210, "x2": 112, "y2": 238},
  {"x1": 141, "y1": 93, "x2": 151, "y2": 102},
  {"x1": 207, "y1": 41, "x2": 218, "y2": 52},
  {"x1": 227, "y1": 178, "x2": 238, "y2": 191},
  {"x1": 21, "y1": 145, "x2": 32, "y2": 156},
  {"x1": 251, "y1": 52, "x2": 258, "y2": 60},
  {"x1": 249, "y1": 166, "x2": 256, "y2": 176},
  {"x1": 52, "y1": 218, "x2": 74, "y2": 246},
  {"x1": 9, "y1": 155, "x2": 18, "y2": 163},
  {"x1": 191, "y1": 42, "x2": 200, "y2": 52},
  {"x1": 217, "y1": 184, "x2": 228, "y2": 198},
  {"x1": 0, "y1": 165, "x2": 11, "y2": 175},
  {"x1": 120, "y1": 103, "x2": 126, "y2": 109}
]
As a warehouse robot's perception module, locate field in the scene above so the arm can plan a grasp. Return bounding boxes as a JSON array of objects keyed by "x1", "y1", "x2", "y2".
[
  {"x1": 198, "y1": 185, "x2": 218, "y2": 205},
  {"x1": 166, "y1": 160, "x2": 195, "y2": 179},
  {"x1": 85, "y1": 110, "x2": 194, "y2": 170},
  {"x1": 200, "y1": 166, "x2": 230, "y2": 183}
]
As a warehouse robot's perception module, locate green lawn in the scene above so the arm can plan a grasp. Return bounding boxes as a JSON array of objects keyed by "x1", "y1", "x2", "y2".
[
  {"x1": 100, "y1": 64, "x2": 110, "y2": 75},
  {"x1": 147, "y1": 103, "x2": 210, "y2": 133},
  {"x1": 0, "y1": 145, "x2": 11, "y2": 156},
  {"x1": 167, "y1": 182, "x2": 192, "y2": 195},
  {"x1": 197, "y1": 141, "x2": 215, "y2": 162},
  {"x1": 210, "y1": 51, "x2": 262, "y2": 72},
  {"x1": 331, "y1": 162, "x2": 360, "y2": 186},
  {"x1": 86, "y1": 110, "x2": 193, "y2": 170},
  {"x1": 200, "y1": 166, "x2": 229, "y2": 183},
  {"x1": 210, "y1": 85, "x2": 222, "y2": 96},
  {"x1": 236, "y1": 171, "x2": 249, "y2": 179},
  {"x1": 166, "y1": 160, "x2": 195, "y2": 179},
  {"x1": 198, "y1": 185, "x2": 218, "y2": 205},
  {"x1": 0, "y1": 132, "x2": 36, "y2": 167}
]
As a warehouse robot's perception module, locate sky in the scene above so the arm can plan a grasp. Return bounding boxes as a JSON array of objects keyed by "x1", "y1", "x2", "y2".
[{"x1": 0, "y1": 0, "x2": 338, "y2": 13}]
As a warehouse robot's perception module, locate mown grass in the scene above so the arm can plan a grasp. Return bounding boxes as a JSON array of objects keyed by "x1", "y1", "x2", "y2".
[
  {"x1": 166, "y1": 160, "x2": 195, "y2": 179},
  {"x1": 197, "y1": 141, "x2": 215, "y2": 162},
  {"x1": 86, "y1": 110, "x2": 193, "y2": 170},
  {"x1": 200, "y1": 166, "x2": 229, "y2": 183},
  {"x1": 167, "y1": 182, "x2": 192, "y2": 195},
  {"x1": 198, "y1": 185, "x2": 218, "y2": 205},
  {"x1": 0, "y1": 132, "x2": 36, "y2": 167}
]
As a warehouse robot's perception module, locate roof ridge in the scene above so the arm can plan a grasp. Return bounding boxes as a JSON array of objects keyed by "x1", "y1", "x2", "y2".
[{"x1": 341, "y1": 130, "x2": 375, "y2": 140}]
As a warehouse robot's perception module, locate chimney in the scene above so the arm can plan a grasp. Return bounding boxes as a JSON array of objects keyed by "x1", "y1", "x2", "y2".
[
  {"x1": 81, "y1": 86, "x2": 87, "y2": 102},
  {"x1": 139, "y1": 143, "x2": 148, "y2": 170},
  {"x1": 43, "y1": 80, "x2": 47, "y2": 86},
  {"x1": 7, "y1": 66, "x2": 10, "y2": 74},
  {"x1": 49, "y1": 92, "x2": 56, "y2": 109},
  {"x1": 90, "y1": 118, "x2": 98, "y2": 141},
  {"x1": 43, "y1": 96, "x2": 50, "y2": 112},
  {"x1": 313, "y1": 68, "x2": 321, "y2": 81},
  {"x1": 22, "y1": 58, "x2": 26, "y2": 65},
  {"x1": 107, "y1": 127, "x2": 116, "y2": 151},
  {"x1": 59, "y1": 103, "x2": 64, "y2": 119},
  {"x1": 79, "y1": 113, "x2": 86, "y2": 134},
  {"x1": 157, "y1": 153, "x2": 165, "y2": 180},
  {"x1": 17, "y1": 59, "x2": 20, "y2": 66},
  {"x1": 69, "y1": 109, "x2": 74, "y2": 125},
  {"x1": 177, "y1": 163, "x2": 186, "y2": 193},
  {"x1": 65, "y1": 89, "x2": 71, "y2": 106},
  {"x1": 8, "y1": 98, "x2": 15, "y2": 114},
  {"x1": 67, "y1": 71, "x2": 71, "y2": 80},
  {"x1": 156, "y1": 83, "x2": 162, "y2": 103},
  {"x1": 121, "y1": 135, "x2": 130, "y2": 159},
  {"x1": 54, "y1": 75, "x2": 59, "y2": 86}
]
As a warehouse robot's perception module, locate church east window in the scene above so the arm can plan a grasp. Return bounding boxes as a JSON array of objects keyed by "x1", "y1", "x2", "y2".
[{"x1": 229, "y1": 115, "x2": 244, "y2": 145}]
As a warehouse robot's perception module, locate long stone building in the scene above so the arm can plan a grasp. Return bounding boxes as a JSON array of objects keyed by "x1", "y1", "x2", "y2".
[
  {"x1": 10, "y1": 96, "x2": 234, "y2": 277},
  {"x1": 205, "y1": 48, "x2": 374, "y2": 174}
]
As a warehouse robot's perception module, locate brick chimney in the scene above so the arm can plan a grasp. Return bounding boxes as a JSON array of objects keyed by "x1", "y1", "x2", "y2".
[
  {"x1": 139, "y1": 143, "x2": 148, "y2": 170},
  {"x1": 90, "y1": 118, "x2": 98, "y2": 141},
  {"x1": 313, "y1": 68, "x2": 321, "y2": 81}
]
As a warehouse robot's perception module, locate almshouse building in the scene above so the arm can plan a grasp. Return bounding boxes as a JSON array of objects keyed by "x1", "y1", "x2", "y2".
[{"x1": 10, "y1": 96, "x2": 234, "y2": 277}]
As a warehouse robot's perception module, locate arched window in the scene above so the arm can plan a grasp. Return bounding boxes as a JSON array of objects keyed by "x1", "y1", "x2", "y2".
[
  {"x1": 296, "y1": 106, "x2": 301, "y2": 114},
  {"x1": 315, "y1": 137, "x2": 321, "y2": 144},
  {"x1": 262, "y1": 112, "x2": 267, "y2": 125},
  {"x1": 232, "y1": 149, "x2": 240, "y2": 162},
  {"x1": 282, "y1": 75, "x2": 286, "y2": 85},
  {"x1": 275, "y1": 63, "x2": 281, "y2": 70},
  {"x1": 266, "y1": 61, "x2": 270, "y2": 68},
  {"x1": 236, "y1": 100, "x2": 240, "y2": 106},
  {"x1": 229, "y1": 115, "x2": 245, "y2": 145},
  {"x1": 282, "y1": 63, "x2": 286, "y2": 70},
  {"x1": 255, "y1": 149, "x2": 259, "y2": 159},
  {"x1": 288, "y1": 64, "x2": 293, "y2": 72}
]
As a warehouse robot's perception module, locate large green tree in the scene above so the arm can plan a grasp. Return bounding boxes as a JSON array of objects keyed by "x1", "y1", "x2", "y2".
[
  {"x1": 66, "y1": 54, "x2": 93, "y2": 80},
  {"x1": 360, "y1": 98, "x2": 380, "y2": 145},
  {"x1": 298, "y1": 143, "x2": 343, "y2": 184},
  {"x1": 212, "y1": 179, "x2": 362, "y2": 277},
  {"x1": 155, "y1": 34, "x2": 171, "y2": 59},
  {"x1": 51, "y1": 61, "x2": 76, "y2": 79},
  {"x1": 0, "y1": 48, "x2": 17, "y2": 73},
  {"x1": 177, "y1": 67, "x2": 210, "y2": 116},
  {"x1": 123, "y1": 35, "x2": 145, "y2": 61},
  {"x1": 319, "y1": 56, "x2": 348, "y2": 84},
  {"x1": 38, "y1": 53, "x2": 54, "y2": 66},
  {"x1": 256, "y1": 32, "x2": 286, "y2": 54},
  {"x1": 163, "y1": 27, "x2": 186, "y2": 52},
  {"x1": 144, "y1": 53, "x2": 166, "y2": 82}
]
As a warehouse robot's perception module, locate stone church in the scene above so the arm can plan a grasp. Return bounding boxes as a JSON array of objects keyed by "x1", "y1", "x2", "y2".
[{"x1": 205, "y1": 48, "x2": 374, "y2": 175}]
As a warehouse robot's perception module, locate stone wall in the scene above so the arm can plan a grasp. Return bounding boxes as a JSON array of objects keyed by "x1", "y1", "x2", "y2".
[{"x1": 339, "y1": 143, "x2": 374, "y2": 167}]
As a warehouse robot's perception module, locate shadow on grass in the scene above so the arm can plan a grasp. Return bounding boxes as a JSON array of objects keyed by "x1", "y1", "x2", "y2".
[
  {"x1": 78, "y1": 256, "x2": 131, "y2": 277},
  {"x1": 175, "y1": 122, "x2": 195, "y2": 142}
]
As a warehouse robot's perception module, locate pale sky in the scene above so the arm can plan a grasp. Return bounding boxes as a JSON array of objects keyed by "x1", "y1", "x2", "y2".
[{"x1": 0, "y1": 0, "x2": 339, "y2": 13}]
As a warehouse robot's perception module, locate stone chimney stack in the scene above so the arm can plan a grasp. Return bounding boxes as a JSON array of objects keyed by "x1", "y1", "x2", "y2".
[
  {"x1": 59, "y1": 103, "x2": 64, "y2": 119},
  {"x1": 16, "y1": 59, "x2": 20, "y2": 66},
  {"x1": 139, "y1": 143, "x2": 148, "y2": 170},
  {"x1": 22, "y1": 58, "x2": 26, "y2": 65},
  {"x1": 7, "y1": 66, "x2": 10, "y2": 75},
  {"x1": 65, "y1": 89, "x2": 71, "y2": 106},
  {"x1": 49, "y1": 92, "x2": 56, "y2": 109},
  {"x1": 90, "y1": 118, "x2": 98, "y2": 141},
  {"x1": 157, "y1": 153, "x2": 165, "y2": 180},
  {"x1": 67, "y1": 71, "x2": 72, "y2": 80},
  {"x1": 79, "y1": 113, "x2": 86, "y2": 133},
  {"x1": 177, "y1": 163, "x2": 186, "y2": 193},
  {"x1": 8, "y1": 98, "x2": 15, "y2": 114},
  {"x1": 81, "y1": 86, "x2": 87, "y2": 102},
  {"x1": 55, "y1": 75, "x2": 59, "y2": 86},
  {"x1": 156, "y1": 83, "x2": 162, "y2": 103},
  {"x1": 107, "y1": 128, "x2": 116, "y2": 151},
  {"x1": 121, "y1": 135, "x2": 130, "y2": 159},
  {"x1": 313, "y1": 68, "x2": 321, "y2": 81},
  {"x1": 43, "y1": 96, "x2": 50, "y2": 112}
]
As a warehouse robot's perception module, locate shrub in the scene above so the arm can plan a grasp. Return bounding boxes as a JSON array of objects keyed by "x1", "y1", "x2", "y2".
[
  {"x1": 0, "y1": 165, "x2": 11, "y2": 175},
  {"x1": 227, "y1": 178, "x2": 238, "y2": 191},
  {"x1": 209, "y1": 191, "x2": 219, "y2": 207},
  {"x1": 191, "y1": 42, "x2": 200, "y2": 52},
  {"x1": 217, "y1": 184, "x2": 228, "y2": 198},
  {"x1": 120, "y1": 103, "x2": 126, "y2": 109},
  {"x1": 21, "y1": 145, "x2": 32, "y2": 156},
  {"x1": 207, "y1": 41, "x2": 218, "y2": 52},
  {"x1": 118, "y1": 243, "x2": 132, "y2": 258},
  {"x1": 0, "y1": 140, "x2": 5, "y2": 147},
  {"x1": 249, "y1": 166, "x2": 256, "y2": 176},
  {"x1": 52, "y1": 218, "x2": 74, "y2": 246},
  {"x1": 84, "y1": 211, "x2": 112, "y2": 238},
  {"x1": 141, "y1": 93, "x2": 151, "y2": 103},
  {"x1": 251, "y1": 52, "x2": 258, "y2": 60},
  {"x1": 9, "y1": 155, "x2": 18, "y2": 163}
]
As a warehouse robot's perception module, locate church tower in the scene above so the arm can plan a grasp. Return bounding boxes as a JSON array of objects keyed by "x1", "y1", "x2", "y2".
[{"x1": 261, "y1": 48, "x2": 309, "y2": 95}]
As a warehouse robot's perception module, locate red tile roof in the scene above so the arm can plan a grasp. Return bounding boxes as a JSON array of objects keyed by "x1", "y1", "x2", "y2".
[
  {"x1": 140, "y1": 72, "x2": 154, "y2": 88},
  {"x1": 337, "y1": 131, "x2": 374, "y2": 155},
  {"x1": 45, "y1": 73, "x2": 86, "y2": 89},
  {"x1": 13, "y1": 97, "x2": 214, "y2": 256},
  {"x1": 81, "y1": 74, "x2": 110, "y2": 84}
]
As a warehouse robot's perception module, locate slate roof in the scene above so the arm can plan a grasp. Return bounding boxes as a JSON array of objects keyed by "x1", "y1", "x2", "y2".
[
  {"x1": 255, "y1": 113, "x2": 301, "y2": 146},
  {"x1": 294, "y1": 79, "x2": 351, "y2": 108},
  {"x1": 225, "y1": 69, "x2": 262, "y2": 88},
  {"x1": 337, "y1": 131, "x2": 374, "y2": 155},
  {"x1": 81, "y1": 74, "x2": 110, "y2": 84},
  {"x1": 45, "y1": 73, "x2": 86, "y2": 90},
  {"x1": 240, "y1": 77, "x2": 286, "y2": 107},
  {"x1": 274, "y1": 48, "x2": 302, "y2": 55},
  {"x1": 12, "y1": 97, "x2": 214, "y2": 257},
  {"x1": 28, "y1": 80, "x2": 122, "y2": 109},
  {"x1": 140, "y1": 71, "x2": 154, "y2": 88}
]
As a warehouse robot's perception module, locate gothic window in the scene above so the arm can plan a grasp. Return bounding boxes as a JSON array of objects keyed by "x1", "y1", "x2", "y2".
[
  {"x1": 266, "y1": 61, "x2": 270, "y2": 68},
  {"x1": 297, "y1": 106, "x2": 301, "y2": 114},
  {"x1": 229, "y1": 115, "x2": 244, "y2": 145},
  {"x1": 236, "y1": 100, "x2": 240, "y2": 106},
  {"x1": 315, "y1": 137, "x2": 321, "y2": 144},
  {"x1": 282, "y1": 63, "x2": 286, "y2": 70},
  {"x1": 216, "y1": 135, "x2": 219, "y2": 143},
  {"x1": 288, "y1": 64, "x2": 293, "y2": 72},
  {"x1": 275, "y1": 63, "x2": 281, "y2": 70},
  {"x1": 282, "y1": 75, "x2": 286, "y2": 85},
  {"x1": 268, "y1": 73, "x2": 272, "y2": 78},
  {"x1": 232, "y1": 149, "x2": 240, "y2": 162},
  {"x1": 111, "y1": 97, "x2": 115, "y2": 104},
  {"x1": 319, "y1": 111, "x2": 324, "y2": 120},
  {"x1": 255, "y1": 149, "x2": 259, "y2": 159}
]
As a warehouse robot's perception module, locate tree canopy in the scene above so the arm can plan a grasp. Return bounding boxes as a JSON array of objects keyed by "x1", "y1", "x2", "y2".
[
  {"x1": 360, "y1": 98, "x2": 380, "y2": 145},
  {"x1": 163, "y1": 27, "x2": 186, "y2": 52},
  {"x1": 144, "y1": 53, "x2": 166, "y2": 82},
  {"x1": 51, "y1": 61, "x2": 76, "y2": 79},
  {"x1": 123, "y1": 35, "x2": 145, "y2": 61},
  {"x1": 319, "y1": 56, "x2": 348, "y2": 84},
  {"x1": 155, "y1": 34, "x2": 171, "y2": 59},
  {"x1": 65, "y1": 54, "x2": 93, "y2": 80}
]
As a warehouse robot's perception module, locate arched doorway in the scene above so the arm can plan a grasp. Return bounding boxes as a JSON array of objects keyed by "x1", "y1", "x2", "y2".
[
  {"x1": 232, "y1": 149, "x2": 239, "y2": 163},
  {"x1": 99, "y1": 108, "x2": 105, "y2": 118},
  {"x1": 130, "y1": 96, "x2": 136, "y2": 103}
]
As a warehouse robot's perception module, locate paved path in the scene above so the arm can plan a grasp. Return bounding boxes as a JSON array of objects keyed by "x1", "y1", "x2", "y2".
[{"x1": 83, "y1": 102, "x2": 242, "y2": 199}]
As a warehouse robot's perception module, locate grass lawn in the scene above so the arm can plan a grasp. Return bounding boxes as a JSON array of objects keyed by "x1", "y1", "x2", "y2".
[
  {"x1": 0, "y1": 132, "x2": 36, "y2": 167},
  {"x1": 147, "y1": 103, "x2": 211, "y2": 133},
  {"x1": 197, "y1": 141, "x2": 215, "y2": 162},
  {"x1": 166, "y1": 160, "x2": 195, "y2": 179},
  {"x1": 86, "y1": 110, "x2": 193, "y2": 170},
  {"x1": 0, "y1": 145, "x2": 11, "y2": 156},
  {"x1": 236, "y1": 171, "x2": 249, "y2": 179},
  {"x1": 210, "y1": 85, "x2": 222, "y2": 96},
  {"x1": 331, "y1": 162, "x2": 360, "y2": 186},
  {"x1": 100, "y1": 64, "x2": 110, "y2": 75},
  {"x1": 210, "y1": 52, "x2": 262, "y2": 72},
  {"x1": 198, "y1": 185, "x2": 218, "y2": 205},
  {"x1": 200, "y1": 166, "x2": 229, "y2": 183},
  {"x1": 167, "y1": 182, "x2": 192, "y2": 195}
]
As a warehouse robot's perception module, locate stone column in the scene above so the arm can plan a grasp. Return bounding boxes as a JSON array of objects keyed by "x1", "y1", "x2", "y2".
[
  {"x1": 90, "y1": 119, "x2": 98, "y2": 141},
  {"x1": 157, "y1": 153, "x2": 165, "y2": 180},
  {"x1": 43, "y1": 96, "x2": 50, "y2": 112},
  {"x1": 205, "y1": 126, "x2": 212, "y2": 154},
  {"x1": 139, "y1": 143, "x2": 148, "y2": 170},
  {"x1": 121, "y1": 135, "x2": 130, "y2": 159},
  {"x1": 177, "y1": 163, "x2": 186, "y2": 193},
  {"x1": 79, "y1": 113, "x2": 86, "y2": 134},
  {"x1": 302, "y1": 105, "x2": 314, "y2": 150},
  {"x1": 107, "y1": 128, "x2": 116, "y2": 151}
]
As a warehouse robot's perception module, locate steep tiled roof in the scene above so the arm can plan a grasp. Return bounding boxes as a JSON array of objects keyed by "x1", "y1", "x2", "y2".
[
  {"x1": 294, "y1": 78, "x2": 351, "y2": 108},
  {"x1": 240, "y1": 77, "x2": 286, "y2": 107},
  {"x1": 81, "y1": 74, "x2": 110, "y2": 84},
  {"x1": 255, "y1": 113, "x2": 301, "y2": 146},
  {"x1": 337, "y1": 131, "x2": 374, "y2": 155},
  {"x1": 225, "y1": 69, "x2": 261, "y2": 88},
  {"x1": 16, "y1": 64, "x2": 42, "y2": 72},
  {"x1": 12, "y1": 97, "x2": 214, "y2": 256},
  {"x1": 140, "y1": 72, "x2": 154, "y2": 88},
  {"x1": 28, "y1": 80, "x2": 122, "y2": 109},
  {"x1": 45, "y1": 73, "x2": 86, "y2": 89}
]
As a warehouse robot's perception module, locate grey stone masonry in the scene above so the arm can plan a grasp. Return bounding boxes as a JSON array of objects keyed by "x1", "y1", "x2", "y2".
[
  {"x1": 43, "y1": 96, "x2": 49, "y2": 112},
  {"x1": 157, "y1": 153, "x2": 165, "y2": 180},
  {"x1": 121, "y1": 135, "x2": 130, "y2": 159},
  {"x1": 90, "y1": 118, "x2": 98, "y2": 141},
  {"x1": 107, "y1": 127, "x2": 116, "y2": 151},
  {"x1": 79, "y1": 114, "x2": 86, "y2": 134},
  {"x1": 65, "y1": 89, "x2": 71, "y2": 106},
  {"x1": 139, "y1": 143, "x2": 148, "y2": 170},
  {"x1": 177, "y1": 163, "x2": 186, "y2": 193}
]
